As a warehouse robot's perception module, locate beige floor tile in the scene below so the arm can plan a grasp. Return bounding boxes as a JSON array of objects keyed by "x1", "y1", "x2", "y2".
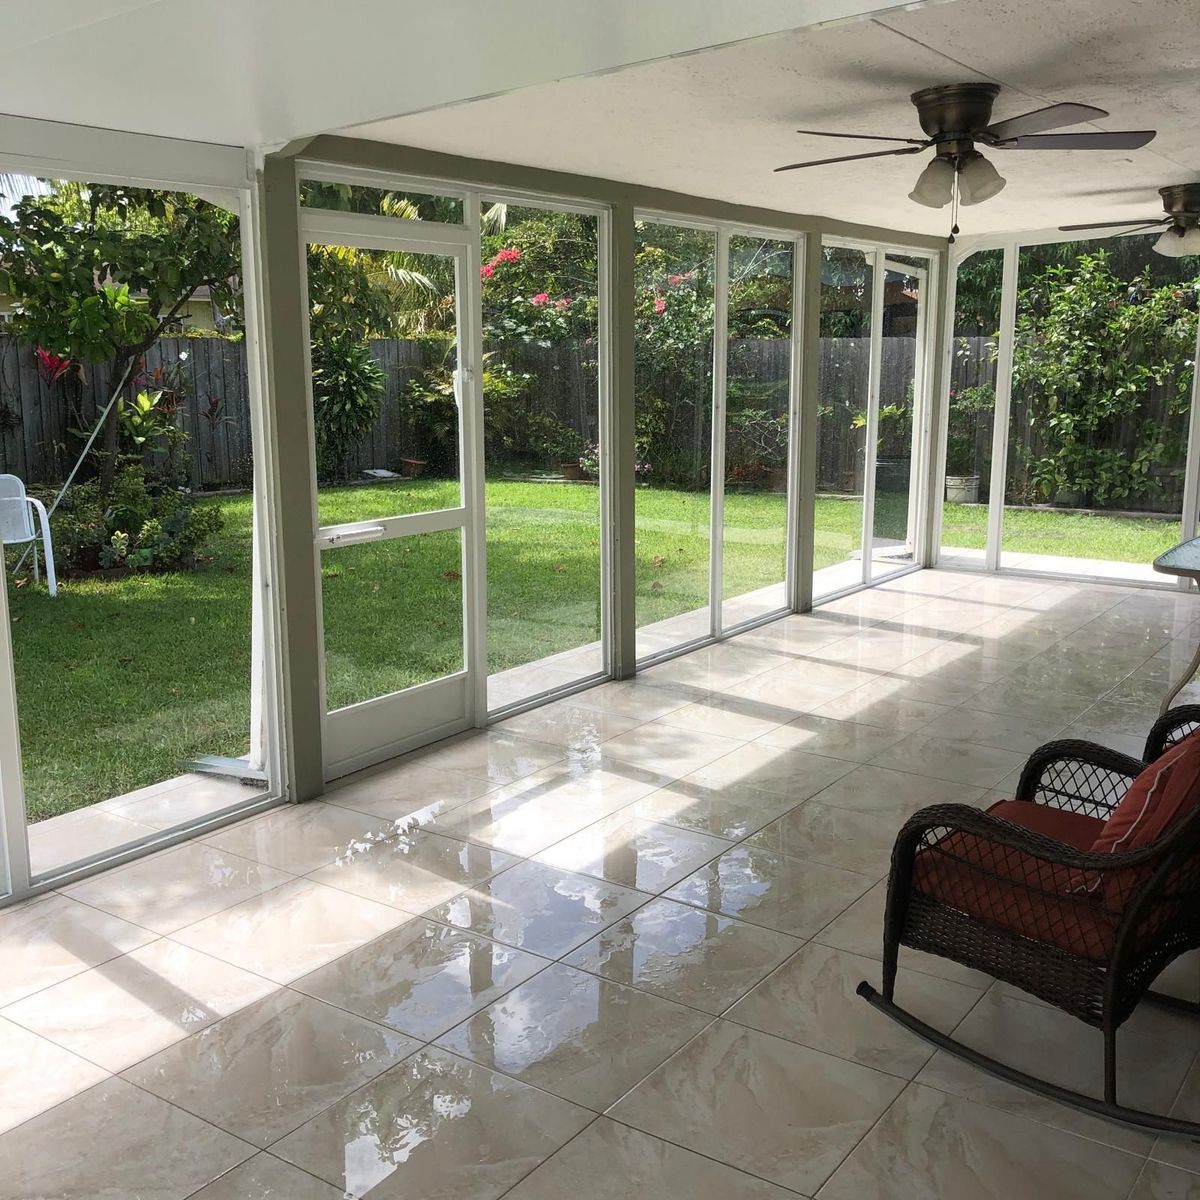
[
  {"x1": 819, "y1": 1082, "x2": 1144, "y2": 1200},
  {"x1": 323, "y1": 761, "x2": 495, "y2": 822},
  {"x1": 125, "y1": 990, "x2": 417, "y2": 1147},
  {"x1": 609, "y1": 1019, "x2": 903, "y2": 1195},
  {"x1": 295, "y1": 918, "x2": 547, "y2": 1041},
  {"x1": 2, "y1": 937, "x2": 275, "y2": 1072},
  {"x1": 600, "y1": 721, "x2": 746, "y2": 778},
  {"x1": 424, "y1": 861, "x2": 649, "y2": 957},
  {"x1": 412, "y1": 729, "x2": 566, "y2": 783},
  {"x1": 191, "y1": 1153, "x2": 344, "y2": 1199},
  {"x1": 0, "y1": 1015, "x2": 108, "y2": 1134},
  {"x1": 63, "y1": 841, "x2": 294, "y2": 934},
  {"x1": 505, "y1": 1117, "x2": 797, "y2": 1199},
  {"x1": 109, "y1": 775, "x2": 265, "y2": 831},
  {"x1": 1151, "y1": 1054, "x2": 1200, "y2": 1175},
  {"x1": 570, "y1": 678, "x2": 699, "y2": 722},
  {"x1": 437, "y1": 962, "x2": 709, "y2": 1110},
  {"x1": 665, "y1": 844, "x2": 873, "y2": 938},
  {"x1": 873, "y1": 731, "x2": 1026, "y2": 788},
  {"x1": 173, "y1": 878, "x2": 409, "y2": 983},
  {"x1": 806, "y1": 762, "x2": 982, "y2": 820},
  {"x1": 631, "y1": 776, "x2": 797, "y2": 841},
  {"x1": 727, "y1": 942, "x2": 982, "y2": 1078},
  {"x1": 535, "y1": 811, "x2": 729, "y2": 892},
  {"x1": 1131, "y1": 1161, "x2": 1200, "y2": 1199},
  {"x1": 754, "y1": 712, "x2": 905, "y2": 761},
  {"x1": 0, "y1": 892, "x2": 155, "y2": 1006},
  {"x1": 205, "y1": 802, "x2": 395, "y2": 873},
  {"x1": 497, "y1": 701, "x2": 641, "y2": 750},
  {"x1": 748, "y1": 799, "x2": 898, "y2": 876},
  {"x1": 688, "y1": 741, "x2": 855, "y2": 799},
  {"x1": 966, "y1": 678, "x2": 1098, "y2": 726},
  {"x1": 930, "y1": 706, "x2": 1069, "y2": 754},
  {"x1": 272, "y1": 1047, "x2": 591, "y2": 1198},
  {"x1": 0, "y1": 1077, "x2": 252, "y2": 1200},
  {"x1": 811, "y1": 682, "x2": 952, "y2": 732},
  {"x1": 813, "y1": 879, "x2": 992, "y2": 988},
  {"x1": 309, "y1": 826, "x2": 519, "y2": 912},
  {"x1": 565, "y1": 896, "x2": 801, "y2": 1014},
  {"x1": 639, "y1": 643, "x2": 792, "y2": 692},
  {"x1": 917, "y1": 989, "x2": 1200, "y2": 1154},
  {"x1": 654, "y1": 694, "x2": 792, "y2": 741}
]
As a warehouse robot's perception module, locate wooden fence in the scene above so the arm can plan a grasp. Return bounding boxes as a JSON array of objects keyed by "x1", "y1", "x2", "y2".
[{"x1": 0, "y1": 335, "x2": 994, "y2": 489}]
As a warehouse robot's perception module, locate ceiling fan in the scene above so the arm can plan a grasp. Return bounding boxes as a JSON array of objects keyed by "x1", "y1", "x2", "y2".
[
  {"x1": 1059, "y1": 183, "x2": 1200, "y2": 257},
  {"x1": 775, "y1": 84, "x2": 1157, "y2": 211}
]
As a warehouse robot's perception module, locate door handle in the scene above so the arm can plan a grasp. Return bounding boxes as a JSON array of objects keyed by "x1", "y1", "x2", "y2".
[{"x1": 318, "y1": 525, "x2": 386, "y2": 548}]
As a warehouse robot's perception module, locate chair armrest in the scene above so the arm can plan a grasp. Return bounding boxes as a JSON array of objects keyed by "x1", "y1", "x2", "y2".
[
  {"x1": 1143, "y1": 705, "x2": 1200, "y2": 762},
  {"x1": 1014, "y1": 739, "x2": 1144, "y2": 817}
]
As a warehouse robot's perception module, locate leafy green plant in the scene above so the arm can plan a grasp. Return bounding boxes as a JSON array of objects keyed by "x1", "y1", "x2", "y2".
[
  {"x1": 311, "y1": 332, "x2": 386, "y2": 480},
  {"x1": 946, "y1": 384, "x2": 994, "y2": 475}
]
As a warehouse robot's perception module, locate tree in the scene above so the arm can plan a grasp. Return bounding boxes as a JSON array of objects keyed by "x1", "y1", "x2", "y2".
[{"x1": 0, "y1": 183, "x2": 241, "y2": 492}]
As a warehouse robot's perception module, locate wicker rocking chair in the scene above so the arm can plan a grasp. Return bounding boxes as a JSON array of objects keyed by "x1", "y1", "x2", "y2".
[{"x1": 858, "y1": 705, "x2": 1200, "y2": 1138}]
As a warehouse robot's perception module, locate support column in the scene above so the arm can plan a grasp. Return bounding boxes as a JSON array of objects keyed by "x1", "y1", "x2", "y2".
[
  {"x1": 921, "y1": 249, "x2": 955, "y2": 565},
  {"x1": 794, "y1": 232, "x2": 822, "y2": 612},
  {"x1": 985, "y1": 242, "x2": 1019, "y2": 572},
  {"x1": 608, "y1": 201, "x2": 638, "y2": 678},
  {"x1": 253, "y1": 154, "x2": 325, "y2": 801}
]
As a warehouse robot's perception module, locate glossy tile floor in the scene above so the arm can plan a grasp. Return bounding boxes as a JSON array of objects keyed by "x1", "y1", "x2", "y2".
[{"x1": 7, "y1": 567, "x2": 1200, "y2": 1198}]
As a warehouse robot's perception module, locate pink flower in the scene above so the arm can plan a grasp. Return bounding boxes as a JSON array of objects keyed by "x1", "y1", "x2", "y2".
[
  {"x1": 495, "y1": 247, "x2": 521, "y2": 264},
  {"x1": 555, "y1": 297, "x2": 572, "y2": 312},
  {"x1": 667, "y1": 274, "x2": 683, "y2": 286},
  {"x1": 480, "y1": 263, "x2": 494, "y2": 280},
  {"x1": 654, "y1": 297, "x2": 666, "y2": 315},
  {"x1": 531, "y1": 292, "x2": 549, "y2": 307}
]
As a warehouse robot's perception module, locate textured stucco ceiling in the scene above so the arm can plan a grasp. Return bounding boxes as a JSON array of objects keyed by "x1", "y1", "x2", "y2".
[{"x1": 348, "y1": 0, "x2": 1200, "y2": 238}]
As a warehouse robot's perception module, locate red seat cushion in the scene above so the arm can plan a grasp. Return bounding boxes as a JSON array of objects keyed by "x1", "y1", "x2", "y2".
[{"x1": 913, "y1": 799, "x2": 1115, "y2": 961}]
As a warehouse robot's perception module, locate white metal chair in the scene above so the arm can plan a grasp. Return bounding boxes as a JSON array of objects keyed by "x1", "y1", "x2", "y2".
[{"x1": 0, "y1": 474, "x2": 56, "y2": 596}]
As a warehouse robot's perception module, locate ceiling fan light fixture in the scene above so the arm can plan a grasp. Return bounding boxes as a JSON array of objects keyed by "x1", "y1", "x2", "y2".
[
  {"x1": 908, "y1": 157, "x2": 955, "y2": 208},
  {"x1": 1154, "y1": 226, "x2": 1200, "y2": 258},
  {"x1": 957, "y1": 152, "x2": 1006, "y2": 206}
]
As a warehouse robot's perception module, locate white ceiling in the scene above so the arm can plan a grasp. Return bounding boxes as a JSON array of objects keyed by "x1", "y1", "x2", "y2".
[
  {"x1": 348, "y1": 0, "x2": 1200, "y2": 238},
  {"x1": 0, "y1": 0, "x2": 921, "y2": 148}
]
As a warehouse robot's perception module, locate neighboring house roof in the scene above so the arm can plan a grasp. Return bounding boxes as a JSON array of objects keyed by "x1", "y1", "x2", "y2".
[{"x1": 0, "y1": 174, "x2": 51, "y2": 221}]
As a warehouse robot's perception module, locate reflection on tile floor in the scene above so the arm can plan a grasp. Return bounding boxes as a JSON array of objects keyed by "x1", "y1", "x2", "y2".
[{"x1": 5, "y1": 568, "x2": 1200, "y2": 1197}]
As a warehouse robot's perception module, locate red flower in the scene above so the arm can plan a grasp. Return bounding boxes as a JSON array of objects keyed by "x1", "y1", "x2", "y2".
[
  {"x1": 654, "y1": 297, "x2": 666, "y2": 315},
  {"x1": 480, "y1": 263, "x2": 494, "y2": 280},
  {"x1": 531, "y1": 292, "x2": 550, "y2": 307},
  {"x1": 34, "y1": 347, "x2": 72, "y2": 386},
  {"x1": 494, "y1": 247, "x2": 521, "y2": 264},
  {"x1": 667, "y1": 274, "x2": 683, "y2": 286},
  {"x1": 555, "y1": 297, "x2": 572, "y2": 312}
]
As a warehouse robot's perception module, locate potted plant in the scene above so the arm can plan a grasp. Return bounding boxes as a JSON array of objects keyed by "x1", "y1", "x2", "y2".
[
  {"x1": 578, "y1": 443, "x2": 600, "y2": 480},
  {"x1": 549, "y1": 424, "x2": 585, "y2": 479},
  {"x1": 944, "y1": 385, "x2": 993, "y2": 504}
]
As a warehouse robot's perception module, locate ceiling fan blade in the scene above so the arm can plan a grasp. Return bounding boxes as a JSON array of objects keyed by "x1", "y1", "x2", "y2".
[
  {"x1": 992, "y1": 130, "x2": 1157, "y2": 151},
  {"x1": 1060, "y1": 216, "x2": 1171, "y2": 229},
  {"x1": 795, "y1": 129, "x2": 928, "y2": 146},
  {"x1": 774, "y1": 145, "x2": 925, "y2": 172},
  {"x1": 984, "y1": 102, "x2": 1108, "y2": 141}
]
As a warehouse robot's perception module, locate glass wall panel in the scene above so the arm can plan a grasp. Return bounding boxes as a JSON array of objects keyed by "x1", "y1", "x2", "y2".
[
  {"x1": 938, "y1": 248, "x2": 1001, "y2": 568},
  {"x1": 634, "y1": 221, "x2": 716, "y2": 659},
  {"x1": 1001, "y1": 235, "x2": 1197, "y2": 581},
  {"x1": 0, "y1": 178, "x2": 271, "y2": 880},
  {"x1": 814, "y1": 244, "x2": 872, "y2": 599},
  {"x1": 478, "y1": 202, "x2": 603, "y2": 710},
  {"x1": 722, "y1": 234, "x2": 792, "y2": 627},
  {"x1": 300, "y1": 179, "x2": 464, "y2": 224}
]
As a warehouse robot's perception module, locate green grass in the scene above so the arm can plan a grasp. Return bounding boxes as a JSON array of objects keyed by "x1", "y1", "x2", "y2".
[{"x1": 7, "y1": 480, "x2": 1182, "y2": 821}]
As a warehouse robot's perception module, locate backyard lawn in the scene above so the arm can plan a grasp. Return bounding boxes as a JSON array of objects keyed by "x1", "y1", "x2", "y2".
[{"x1": 7, "y1": 480, "x2": 1184, "y2": 820}]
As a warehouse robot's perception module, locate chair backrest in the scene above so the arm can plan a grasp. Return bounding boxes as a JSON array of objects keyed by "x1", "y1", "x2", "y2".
[{"x1": 0, "y1": 475, "x2": 35, "y2": 544}]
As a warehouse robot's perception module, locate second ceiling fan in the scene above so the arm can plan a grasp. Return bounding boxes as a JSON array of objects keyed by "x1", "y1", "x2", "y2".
[{"x1": 776, "y1": 84, "x2": 1156, "y2": 210}]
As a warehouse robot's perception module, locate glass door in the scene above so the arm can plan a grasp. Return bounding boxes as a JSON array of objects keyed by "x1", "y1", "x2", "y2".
[
  {"x1": 866, "y1": 258, "x2": 928, "y2": 581},
  {"x1": 305, "y1": 233, "x2": 481, "y2": 781}
]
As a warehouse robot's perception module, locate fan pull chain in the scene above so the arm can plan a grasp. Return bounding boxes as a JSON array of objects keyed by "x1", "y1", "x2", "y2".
[{"x1": 948, "y1": 169, "x2": 961, "y2": 244}]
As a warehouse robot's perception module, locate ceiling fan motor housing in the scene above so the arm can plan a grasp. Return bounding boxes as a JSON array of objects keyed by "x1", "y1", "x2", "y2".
[
  {"x1": 910, "y1": 82, "x2": 1001, "y2": 153},
  {"x1": 1160, "y1": 183, "x2": 1200, "y2": 229}
]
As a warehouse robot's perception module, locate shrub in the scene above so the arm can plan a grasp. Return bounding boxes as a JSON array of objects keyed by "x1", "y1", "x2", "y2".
[
  {"x1": 45, "y1": 464, "x2": 223, "y2": 574},
  {"x1": 311, "y1": 332, "x2": 385, "y2": 480}
]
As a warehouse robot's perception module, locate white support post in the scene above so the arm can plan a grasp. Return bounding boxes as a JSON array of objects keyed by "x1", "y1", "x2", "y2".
[
  {"x1": 461, "y1": 192, "x2": 489, "y2": 724},
  {"x1": 1179, "y1": 316, "x2": 1200, "y2": 561},
  {"x1": 927, "y1": 251, "x2": 958, "y2": 566},
  {"x1": 0, "y1": 535, "x2": 30, "y2": 897},
  {"x1": 708, "y1": 228, "x2": 730, "y2": 637},
  {"x1": 860, "y1": 248, "x2": 886, "y2": 584},
  {"x1": 596, "y1": 207, "x2": 618, "y2": 674},
  {"x1": 785, "y1": 235, "x2": 806, "y2": 612},
  {"x1": 985, "y1": 242, "x2": 1019, "y2": 572}
]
